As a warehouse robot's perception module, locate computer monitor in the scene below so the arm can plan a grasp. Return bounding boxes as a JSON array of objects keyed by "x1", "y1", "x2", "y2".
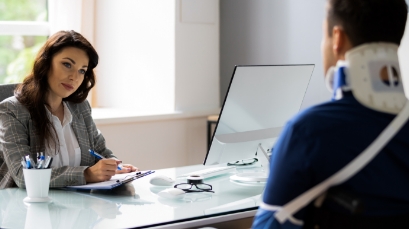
[{"x1": 204, "y1": 65, "x2": 314, "y2": 165}]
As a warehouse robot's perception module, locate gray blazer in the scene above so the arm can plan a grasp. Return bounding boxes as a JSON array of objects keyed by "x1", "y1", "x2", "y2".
[{"x1": 0, "y1": 96, "x2": 115, "y2": 189}]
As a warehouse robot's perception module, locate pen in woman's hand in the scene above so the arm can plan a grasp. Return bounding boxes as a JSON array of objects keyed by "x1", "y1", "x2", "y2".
[{"x1": 89, "y1": 149, "x2": 122, "y2": 170}]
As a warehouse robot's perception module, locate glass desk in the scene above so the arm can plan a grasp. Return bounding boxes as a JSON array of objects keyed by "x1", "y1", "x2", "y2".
[{"x1": 0, "y1": 164, "x2": 266, "y2": 229}]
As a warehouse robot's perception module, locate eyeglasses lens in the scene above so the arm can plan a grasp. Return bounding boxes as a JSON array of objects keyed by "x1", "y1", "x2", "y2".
[
  {"x1": 196, "y1": 184, "x2": 212, "y2": 190},
  {"x1": 176, "y1": 184, "x2": 192, "y2": 189}
]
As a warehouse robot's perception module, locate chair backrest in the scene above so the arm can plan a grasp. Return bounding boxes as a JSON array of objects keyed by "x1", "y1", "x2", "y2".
[{"x1": 0, "y1": 83, "x2": 18, "y2": 102}]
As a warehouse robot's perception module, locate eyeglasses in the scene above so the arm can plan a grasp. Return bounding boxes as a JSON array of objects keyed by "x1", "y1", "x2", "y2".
[
  {"x1": 227, "y1": 157, "x2": 258, "y2": 166},
  {"x1": 174, "y1": 183, "x2": 214, "y2": 193}
]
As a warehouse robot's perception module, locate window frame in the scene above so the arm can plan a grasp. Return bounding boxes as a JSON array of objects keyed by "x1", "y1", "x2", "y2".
[{"x1": 0, "y1": 21, "x2": 49, "y2": 36}]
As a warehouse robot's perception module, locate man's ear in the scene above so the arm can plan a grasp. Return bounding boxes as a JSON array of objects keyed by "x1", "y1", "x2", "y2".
[{"x1": 332, "y1": 26, "x2": 350, "y2": 59}]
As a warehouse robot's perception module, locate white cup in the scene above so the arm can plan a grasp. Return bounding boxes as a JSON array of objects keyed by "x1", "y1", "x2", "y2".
[{"x1": 23, "y1": 168, "x2": 52, "y2": 203}]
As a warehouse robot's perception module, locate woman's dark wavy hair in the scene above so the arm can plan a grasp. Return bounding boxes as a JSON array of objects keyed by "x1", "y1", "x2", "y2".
[{"x1": 15, "y1": 30, "x2": 99, "y2": 151}]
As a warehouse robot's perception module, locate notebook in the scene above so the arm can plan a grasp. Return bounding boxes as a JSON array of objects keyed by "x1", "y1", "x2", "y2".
[{"x1": 66, "y1": 170, "x2": 155, "y2": 190}]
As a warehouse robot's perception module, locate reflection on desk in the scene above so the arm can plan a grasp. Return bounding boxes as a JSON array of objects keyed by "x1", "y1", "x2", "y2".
[{"x1": 0, "y1": 164, "x2": 265, "y2": 229}]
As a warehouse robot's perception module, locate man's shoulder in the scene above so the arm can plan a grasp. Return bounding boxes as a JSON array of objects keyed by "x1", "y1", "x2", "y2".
[
  {"x1": 287, "y1": 97, "x2": 367, "y2": 134},
  {"x1": 290, "y1": 100, "x2": 340, "y2": 122}
]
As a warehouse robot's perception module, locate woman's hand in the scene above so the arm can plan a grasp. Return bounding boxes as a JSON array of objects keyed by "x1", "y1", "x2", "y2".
[
  {"x1": 115, "y1": 163, "x2": 139, "y2": 174},
  {"x1": 112, "y1": 158, "x2": 139, "y2": 174},
  {"x1": 84, "y1": 158, "x2": 118, "y2": 183}
]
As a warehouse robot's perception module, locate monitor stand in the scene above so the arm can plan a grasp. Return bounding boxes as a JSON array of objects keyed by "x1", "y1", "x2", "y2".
[{"x1": 229, "y1": 144, "x2": 270, "y2": 183}]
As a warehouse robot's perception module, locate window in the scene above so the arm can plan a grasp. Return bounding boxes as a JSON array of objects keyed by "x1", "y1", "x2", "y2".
[{"x1": 0, "y1": 0, "x2": 49, "y2": 84}]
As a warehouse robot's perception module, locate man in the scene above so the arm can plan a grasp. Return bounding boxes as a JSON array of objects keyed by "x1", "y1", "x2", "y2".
[{"x1": 252, "y1": 0, "x2": 409, "y2": 228}]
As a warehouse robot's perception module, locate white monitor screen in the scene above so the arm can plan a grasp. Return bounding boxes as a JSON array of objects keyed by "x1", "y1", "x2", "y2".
[{"x1": 204, "y1": 65, "x2": 314, "y2": 165}]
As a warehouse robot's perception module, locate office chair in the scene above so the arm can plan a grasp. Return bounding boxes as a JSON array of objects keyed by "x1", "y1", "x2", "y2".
[{"x1": 0, "y1": 83, "x2": 18, "y2": 102}]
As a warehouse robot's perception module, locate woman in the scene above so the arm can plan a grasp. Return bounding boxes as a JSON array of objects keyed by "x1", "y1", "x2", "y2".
[{"x1": 0, "y1": 30, "x2": 137, "y2": 189}]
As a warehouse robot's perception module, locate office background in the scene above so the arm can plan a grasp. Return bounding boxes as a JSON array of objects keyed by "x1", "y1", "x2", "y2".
[
  {"x1": 2, "y1": 0, "x2": 409, "y2": 172},
  {"x1": 92, "y1": 0, "x2": 331, "y2": 172}
]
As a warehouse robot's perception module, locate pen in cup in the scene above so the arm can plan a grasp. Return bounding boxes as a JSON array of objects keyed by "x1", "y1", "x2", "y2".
[
  {"x1": 36, "y1": 152, "x2": 45, "y2": 169},
  {"x1": 89, "y1": 149, "x2": 122, "y2": 170},
  {"x1": 25, "y1": 155, "x2": 32, "y2": 169},
  {"x1": 23, "y1": 154, "x2": 52, "y2": 169},
  {"x1": 44, "y1": 156, "x2": 53, "y2": 169}
]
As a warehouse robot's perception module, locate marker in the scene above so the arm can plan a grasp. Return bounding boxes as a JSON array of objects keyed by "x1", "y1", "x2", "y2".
[
  {"x1": 42, "y1": 156, "x2": 53, "y2": 169},
  {"x1": 25, "y1": 155, "x2": 31, "y2": 169},
  {"x1": 29, "y1": 156, "x2": 37, "y2": 168},
  {"x1": 36, "y1": 153, "x2": 45, "y2": 169},
  {"x1": 46, "y1": 157, "x2": 53, "y2": 169},
  {"x1": 36, "y1": 159, "x2": 43, "y2": 169},
  {"x1": 89, "y1": 149, "x2": 122, "y2": 170}
]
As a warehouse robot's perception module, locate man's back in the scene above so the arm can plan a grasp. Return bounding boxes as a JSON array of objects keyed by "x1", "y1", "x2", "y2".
[
  {"x1": 254, "y1": 92, "x2": 409, "y2": 228},
  {"x1": 253, "y1": 0, "x2": 409, "y2": 228}
]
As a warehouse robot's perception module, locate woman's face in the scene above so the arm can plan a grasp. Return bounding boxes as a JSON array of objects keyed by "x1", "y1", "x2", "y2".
[{"x1": 47, "y1": 47, "x2": 89, "y2": 101}]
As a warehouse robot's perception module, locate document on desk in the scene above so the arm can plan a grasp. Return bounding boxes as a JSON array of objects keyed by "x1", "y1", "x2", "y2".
[{"x1": 66, "y1": 170, "x2": 155, "y2": 190}]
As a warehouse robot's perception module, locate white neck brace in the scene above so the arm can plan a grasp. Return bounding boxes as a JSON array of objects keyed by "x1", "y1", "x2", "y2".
[{"x1": 325, "y1": 42, "x2": 406, "y2": 114}]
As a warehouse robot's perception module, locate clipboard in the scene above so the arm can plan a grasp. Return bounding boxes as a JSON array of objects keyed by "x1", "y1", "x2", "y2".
[{"x1": 66, "y1": 170, "x2": 155, "y2": 190}]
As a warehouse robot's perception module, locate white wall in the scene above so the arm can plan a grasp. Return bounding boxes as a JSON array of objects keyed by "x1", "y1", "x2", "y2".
[
  {"x1": 94, "y1": 0, "x2": 220, "y2": 113},
  {"x1": 175, "y1": 0, "x2": 220, "y2": 111},
  {"x1": 92, "y1": 0, "x2": 220, "y2": 169},
  {"x1": 94, "y1": 0, "x2": 176, "y2": 113},
  {"x1": 95, "y1": 116, "x2": 208, "y2": 171},
  {"x1": 220, "y1": 0, "x2": 330, "y2": 110}
]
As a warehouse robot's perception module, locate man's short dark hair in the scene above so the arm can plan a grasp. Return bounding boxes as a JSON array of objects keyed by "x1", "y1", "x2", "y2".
[{"x1": 327, "y1": 0, "x2": 408, "y2": 46}]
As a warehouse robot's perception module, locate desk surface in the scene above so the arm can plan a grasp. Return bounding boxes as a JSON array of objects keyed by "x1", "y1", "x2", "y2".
[{"x1": 0, "y1": 164, "x2": 266, "y2": 229}]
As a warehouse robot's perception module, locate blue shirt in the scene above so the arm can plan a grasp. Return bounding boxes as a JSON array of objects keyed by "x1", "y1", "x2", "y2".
[{"x1": 252, "y1": 92, "x2": 409, "y2": 229}]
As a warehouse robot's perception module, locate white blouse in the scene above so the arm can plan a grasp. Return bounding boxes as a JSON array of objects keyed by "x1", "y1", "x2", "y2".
[{"x1": 44, "y1": 102, "x2": 81, "y2": 167}]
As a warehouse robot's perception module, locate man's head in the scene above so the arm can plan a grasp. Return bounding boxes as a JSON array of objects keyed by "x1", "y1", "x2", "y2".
[{"x1": 322, "y1": 0, "x2": 408, "y2": 75}]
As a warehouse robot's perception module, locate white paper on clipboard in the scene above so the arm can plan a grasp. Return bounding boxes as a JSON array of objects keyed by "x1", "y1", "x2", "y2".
[{"x1": 66, "y1": 170, "x2": 155, "y2": 190}]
